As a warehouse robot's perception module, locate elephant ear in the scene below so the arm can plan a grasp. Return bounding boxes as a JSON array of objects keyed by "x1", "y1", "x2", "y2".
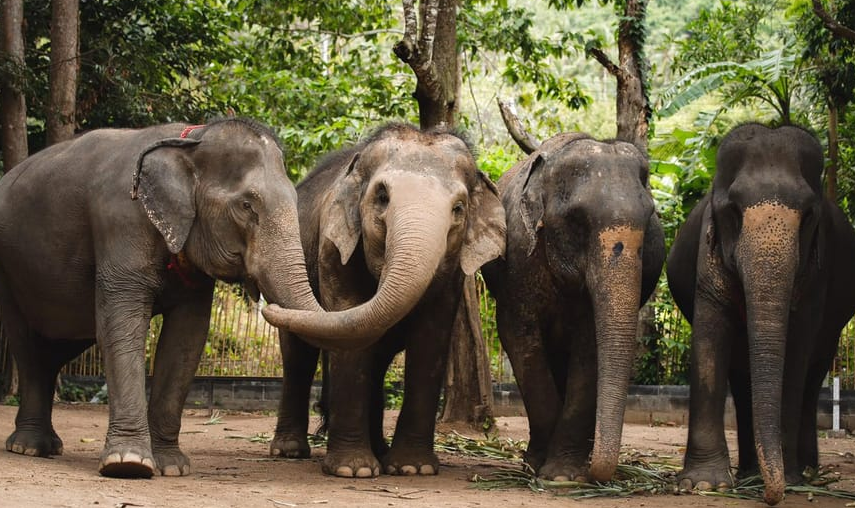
[
  {"x1": 133, "y1": 138, "x2": 202, "y2": 254},
  {"x1": 323, "y1": 152, "x2": 364, "y2": 265},
  {"x1": 460, "y1": 171, "x2": 507, "y2": 275},
  {"x1": 519, "y1": 153, "x2": 547, "y2": 257}
]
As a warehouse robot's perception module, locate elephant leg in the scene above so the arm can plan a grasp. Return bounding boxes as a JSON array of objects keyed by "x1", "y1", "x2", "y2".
[
  {"x1": 382, "y1": 326, "x2": 449, "y2": 476},
  {"x1": 777, "y1": 311, "x2": 816, "y2": 484},
  {"x1": 270, "y1": 330, "x2": 319, "y2": 459},
  {"x1": 729, "y1": 334, "x2": 757, "y2": 478},
  {"x1": 7, "y1": 328, "x2": 91, "y2": 457},
  {"x1": 369, "y1": 347, "x2": 398, "y2": 460},
  {"x1": 678, "y1": 296, "x2": 736, "y2": 491},
  {"x1": 539, "y1": 324, "x2": 595, "y2": 481},
  {"x1": 95, "y1": 283, "x2": 157, "y2": 478},
  {"x1": 323, "y1": 348, "x2": 379, "y2": 478},
  {"x1": 797, "y1": 321, "x2": 840, "y2": 475},
  {"x1": 147, "y1": 282, "x2": 214, "y2": 476},
  {"x1": 496, "y1": 307, "x2": 560, "y2": 472}
]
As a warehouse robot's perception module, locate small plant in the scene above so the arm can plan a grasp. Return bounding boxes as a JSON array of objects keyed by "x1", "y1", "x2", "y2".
[{"x1": 3, "y1": 394, "x2": 19, "y2": 406}]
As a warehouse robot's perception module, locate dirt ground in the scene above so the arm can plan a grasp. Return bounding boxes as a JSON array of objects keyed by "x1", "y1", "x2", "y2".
[{"x1": 2, "y1": 404, "x2": 855, "y2": 508}]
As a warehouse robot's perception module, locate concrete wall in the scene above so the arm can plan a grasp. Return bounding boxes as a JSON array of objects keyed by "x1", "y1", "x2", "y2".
[{"x1": 63, "y1": 376, "x2": 855, "y2": 432}]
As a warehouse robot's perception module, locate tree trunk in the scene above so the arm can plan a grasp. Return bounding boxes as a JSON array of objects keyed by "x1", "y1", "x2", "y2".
[
  {"x1": 46, "y1": 0, "x2": 80, "y2": 145},
  {"x1": 0, "y1": 0, "x2": 29, "y2": 170},
  {"x1": 826, "y1": 101, "x2": 840, "y2": 202},
  {"x1": 394, "y1": 0, "x2": 461, "y2": 129},
  {"x1": 615, "y1": 0, "x2": 649, "y2": 151},
  {"x1": 440, "y1": 275, "x2": 494, "y2": 427}
]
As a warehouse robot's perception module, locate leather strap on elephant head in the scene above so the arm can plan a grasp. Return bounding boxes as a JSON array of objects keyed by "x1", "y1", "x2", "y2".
[{"x1": 180, "y1": 124, "x2": 206, "y2": 138}]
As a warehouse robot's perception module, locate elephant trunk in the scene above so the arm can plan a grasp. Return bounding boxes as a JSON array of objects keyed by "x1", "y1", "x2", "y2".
[
  {"x1": 263, "y1": 202, "x2": 450, "y2": 349},
  {"x1": 251, "y1": 206, "x2": 321, "y2": 313},
  {"x1": 587, "y1": 226, "x2": 644, "y2": 482},
  {"x1": 735, "y1": 202, "x2": 800, "y2": 506}
]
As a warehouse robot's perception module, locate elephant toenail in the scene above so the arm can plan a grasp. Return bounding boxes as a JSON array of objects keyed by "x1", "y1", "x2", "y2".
[
  {"x1": 386, "y1": 465, "x2": 397, "y2": 475},
  {"x1": 401, "y1": 465, "x2": 418, "y2": 475},
  {"x1": 553, "y1": 475, "x2": 570, "y2": 482},
  {"x1": 678, "y1": 478, "x2": 693, "y2": 491},
  {"x1": 695, "y1": 481, "x2": 713, "y2": 491},
  {"x1": 162, "y1": 465, "x2": 181, "y2": 476},
  {"x1": 104, "y1": 452, "x2": 122, "y2": 465},
  {"x1": 419, "y1": 465, "x2": 435, "y2": 475},
  {"x1": 125, "y1": 452, "x2": 142, "y2": 463},
  {"x1": 356, "y1": 467, "x2": 373, "y2": 478},
  {"x1": 335, "y1": 466, "x2": 354, "y2": 477}
]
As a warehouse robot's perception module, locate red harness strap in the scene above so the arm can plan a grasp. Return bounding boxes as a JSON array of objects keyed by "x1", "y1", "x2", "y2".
[
  {"x1": 180, "y1": 124, "x2": 206, "y2": 138},
  {"x1": 167, "y1": 252, "x2": 198, "y2": 288}
]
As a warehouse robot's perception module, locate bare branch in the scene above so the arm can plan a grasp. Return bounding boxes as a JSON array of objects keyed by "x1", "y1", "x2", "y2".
[
  {"x1": 497, "y1": 98, "x2": 541, "y2": 155},
  {"x1": 813, "y1": 0, "x2": 855, "y2": 42},
  {"x1": 394, "y1": 0, "x2": 444, "y2": 104},
  {"x1": 588, "y1": 46, "x2": 624, "y2": 79}
]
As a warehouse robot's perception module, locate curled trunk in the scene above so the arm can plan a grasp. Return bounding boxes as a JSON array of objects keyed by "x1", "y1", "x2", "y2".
[
  {"x1": 263, "y1": 204, "x2": 450, "y2": 349},
  {"x1": 735, "y1": 203, "x2": 800, "y2": 506},
  {"x1": 587, "y1": 227, "x2": 644, "y2": 482}
]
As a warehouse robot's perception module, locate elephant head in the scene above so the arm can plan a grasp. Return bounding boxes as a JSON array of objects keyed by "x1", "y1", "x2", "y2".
[
  {"x1": 132, "y1": 117, "x2": 369, "y2": 350},
  {"x1": 262, "y1": 123, "x2": 506, "y2": 340},
  {"x1": 507, "y1": 133, "x2": 664, "y2": 482},
  {"x1": 709, "y1": 123, "x2": 824, "y2": 504}
]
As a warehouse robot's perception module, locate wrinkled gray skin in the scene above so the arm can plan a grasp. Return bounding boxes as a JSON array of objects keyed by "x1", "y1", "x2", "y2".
[
  {"x1": 0, "y1": 118, "x2": 364, "y2": 479},
  {"x1": 667, "y1": 124, "x2": 855, "y2": 505},
  {"x1": 262, "y1": 123, "x2": 506, "y2": 478},
  {"x1": 482, "y1": 133, "x2": 665, "y2": 483}
]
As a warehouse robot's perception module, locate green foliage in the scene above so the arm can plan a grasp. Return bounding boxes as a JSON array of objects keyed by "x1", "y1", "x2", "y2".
[
  {"x1": 669, "y1": 0, "x2": 786, "y2": 73},
  {"x1": 57, "y1": 381, "x2": 104, "y2": 403},
  {"x1": 477, "y1": 143, "x2": 521, "y2": 182},
  {"x1": 21, "y1": 0, "x2": 232, "y2": 151}
]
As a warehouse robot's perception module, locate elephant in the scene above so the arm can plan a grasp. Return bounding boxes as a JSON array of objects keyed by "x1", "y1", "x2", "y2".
[
  {"x1": 481, "y1": 132, "x2": 665, "y2": 483},
  {"x1": 666, "y1": 123, "x2": 855, "y2": 505},
  {"x1": 0, "y1": 118, "x2": 374, "y2": 479},
  {"x1": 261, "y1": 123, "x2": 506, "y2": 478}
]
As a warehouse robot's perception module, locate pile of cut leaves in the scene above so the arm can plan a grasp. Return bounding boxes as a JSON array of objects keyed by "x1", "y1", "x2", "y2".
[{"x1": 454, "y1": 432, "x2": 855, "y2": 503}]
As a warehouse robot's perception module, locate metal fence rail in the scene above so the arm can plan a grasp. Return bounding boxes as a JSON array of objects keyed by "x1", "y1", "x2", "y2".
[{"x1": 1, "y1": 280, "x2": 853, "y2": 388}]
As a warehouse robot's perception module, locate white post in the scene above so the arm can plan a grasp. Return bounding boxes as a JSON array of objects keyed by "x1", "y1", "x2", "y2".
[{"x1": 833, "y1": 376, "x2": 841, "y2": 433}]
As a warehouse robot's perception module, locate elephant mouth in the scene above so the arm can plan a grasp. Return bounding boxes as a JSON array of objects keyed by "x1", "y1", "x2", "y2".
[{"x1": 243, "y1": 278, "x2": 261, "y2": 302}]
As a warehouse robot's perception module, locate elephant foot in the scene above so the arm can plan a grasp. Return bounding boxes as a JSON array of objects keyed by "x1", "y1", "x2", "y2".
[
  {"x1": 322, "y1": 449, "x2": 381, "y2": 478},
  {"x1": 677, "y1": 456, "x2": 734, "y2": 492},
  {"x1": 152, "y1": 445, "x2": 192, "y2": 476},
  {"x1": 538, "y1": 456, "x2": 588, "y2": 482},
  {"x1": 269, "y1": 434, "x2": 311, "y2": 459},
  {"x1": 6, "y1": 428, "x2": 63, "y2": 457},
  {"x1": 382, "y1": 446, "x2": 439, "y2": 476},
  {"x1": 99, "y1": 444, "x2": 156, "y2": 478},
  {"x1": 523, "y1": 447, "x2": 546, "y2": 472}
]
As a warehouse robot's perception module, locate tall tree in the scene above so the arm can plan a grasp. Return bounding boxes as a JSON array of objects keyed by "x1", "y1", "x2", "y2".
[
  {"x1": 395, "y1": 0, "x2": 495, "y2": 428},
  {"x1": 394, "y1": 0, "x2": 461, "y2": 128},
  {"x1": 46, "y1": 0, "x2": 79, "y2": 145},
  {"x1": 0, "y1": 0, "x2": 28, "y2": 170},
  {"x1": 586, "y1": 0, "x2": 651, "y2": 150}
]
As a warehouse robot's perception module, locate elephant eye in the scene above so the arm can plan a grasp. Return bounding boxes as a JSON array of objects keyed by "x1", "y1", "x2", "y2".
[
  {"x1": 242, "y1": 201, "x2": 253, "y2": 211},
  {"x1": 376, "y1": 184, "x2": 389, "y2": 206},
  {"x1": 452, "y1": 201, "x2": 466, "y2": 218}
]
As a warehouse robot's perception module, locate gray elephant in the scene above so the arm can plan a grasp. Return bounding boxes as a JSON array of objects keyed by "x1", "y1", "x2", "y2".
[
  {"x1": 262, "y1": 123, "x2": 506, "y2": 477},
  {"x1": 0, "y1": 118, "x2": 370, "y2": 478},
  {"x1": 666, "y1": 123, "x2": 855, "y2": 505},
  {"x1": 481, "y1": 133, "x2": 665, "y2": 482}
]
